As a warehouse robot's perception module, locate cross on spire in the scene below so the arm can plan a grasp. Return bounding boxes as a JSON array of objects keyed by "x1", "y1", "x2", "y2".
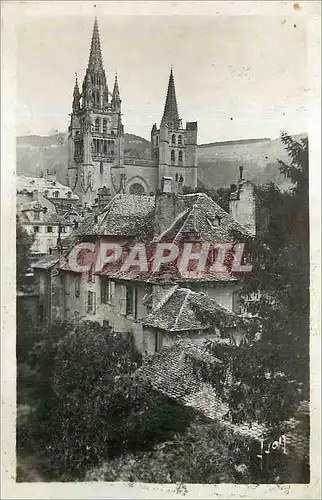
[{"x1": 161, "y1": 67, "x2": 180, "y2": 127}]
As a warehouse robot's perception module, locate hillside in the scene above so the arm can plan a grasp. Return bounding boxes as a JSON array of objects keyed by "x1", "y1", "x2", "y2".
[
  {"x1": 197, "y1": 133, "x2": 307, "y2": 190},
  {"x1": 16, "y1": 132, "x2": 307, "y2": 189},
  {"x1": 16, "y1": 133, "x2": 151, "y2": 185}
]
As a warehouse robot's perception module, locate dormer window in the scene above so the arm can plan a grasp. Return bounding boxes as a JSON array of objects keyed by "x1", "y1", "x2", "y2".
[
  {"x1": 67, "y1": 191, "x2": 72, "y2": 199},
  {"x1": 54, "y1": 191, "x2": 59, "y2": 198},
  {"x1": 212, "y1": 215, "x2": 221, "y2": 227}
]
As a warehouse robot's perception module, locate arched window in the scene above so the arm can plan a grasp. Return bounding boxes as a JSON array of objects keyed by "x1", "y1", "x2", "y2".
[
  {"x1": 171, "y1": 134, "x2": 176, "y2": 146},
  {"x1": 178, "y1": 135, "x2": 183, "y2": 146},
  {"x1": 156, "y1": 136, "x2": 159, "y2": 146},
  {"x1": 129, "y1": 183, "x2": 145, "y2": 195},
  {"x1": 54, "y1": 190, "x2": 59, "y2": 198},
  {"x1": 100, "y1": 162, "x2": 103, "y2": 175},
  {"x1": 103, "y1": 141, "x2": 108, "y2": 154},
  {"x1": 175, "y1": 173, "x2": 178, "y2": 182},
  {"x1": 95, "y1": 117, "x2": 100, "y2": 134},
  {"x1": 154, "y1": 150, "x2": 159, "y2": 160},
  {"x1": 171, "y1": 150, "x2": 175, "y2": 164},
  {"x1": 178, "y1": 150, "x2": 183, "y2": 164},
  {"x1": 111, "y1": 131, "x2": 115, "y2": 137},
  {"x1": 103, "y1": 119, "x2": 107, "y2": 134}
]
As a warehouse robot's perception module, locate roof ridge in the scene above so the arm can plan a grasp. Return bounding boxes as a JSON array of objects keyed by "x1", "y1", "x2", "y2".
[
  {"x1": 152, "y1": 285, "x2": 179, "y2": 314},
  {"x1": 172, "y1": 289, "x2": 192, "y2": 331}
]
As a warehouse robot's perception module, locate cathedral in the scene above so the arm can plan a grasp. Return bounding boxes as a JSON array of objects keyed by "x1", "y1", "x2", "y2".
[{"x1": 67, "y1": 17, "x2": 198, "y2": 208}]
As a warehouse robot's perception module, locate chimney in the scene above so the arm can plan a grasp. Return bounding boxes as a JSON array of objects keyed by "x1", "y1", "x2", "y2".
[
  {"x1": 229, "y1": 167, "x2": 256, "y2": 236},
  {"x1": 97, "y1": 186, "x2": 112, "y2": 212},
  {"x1": 155, "y1": 177, "x2": 185, "y2": 236}
]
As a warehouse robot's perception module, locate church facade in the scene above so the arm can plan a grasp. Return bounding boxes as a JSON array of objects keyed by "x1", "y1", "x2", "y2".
[{"x1": 67, "y1": 18, "x2": 198, "y2": 208}]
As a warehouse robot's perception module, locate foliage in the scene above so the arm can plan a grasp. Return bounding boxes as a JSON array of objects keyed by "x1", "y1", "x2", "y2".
[
  {"x1": 16, "y1": 215, "x2": 34, "y2": 290},
  {"x1": 19, "y1": 320, "x2": 194, "y2": 479},
  {"x1": 85, "y1": 419, "x2": 254, "y2": 484},
  {"x1": 221, "y1": 132, "x2": 309, "y2": 426}
]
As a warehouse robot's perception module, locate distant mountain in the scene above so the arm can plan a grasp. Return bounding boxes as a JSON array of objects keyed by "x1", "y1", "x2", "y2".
[
  {"x1": 16, "y1": 133, "x2": 151, "y2": 185},
  {"x1": 16, "y1": 132, "x2": 307, "y2": 190},
  {"x1": 197, "y1": 133, "x2": 307, "y2": 190}
]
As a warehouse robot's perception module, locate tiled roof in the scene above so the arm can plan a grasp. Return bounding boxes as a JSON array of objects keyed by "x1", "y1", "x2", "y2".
[
  {"x1": 137, "y1": 339, "x2": 229, "y2": 417},
  {"x1": 31, "y1": 255, "x2": 59, "y2": 270},
  {"x1": 16, "y1": 176, "x2": 79, "y2": 199},
  {"x1": 141, "y1": 286, "x2": 236, "y2": 332},
  {"x1": 156, "y1": 192, "x2": 253, "y2": 242},
  {"x1": 63, "y1": 194, "x2": 155, "y2": 241}
]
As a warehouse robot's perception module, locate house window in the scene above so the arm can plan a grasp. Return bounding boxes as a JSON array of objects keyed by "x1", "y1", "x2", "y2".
[
  {"x1": 178, "y1": 150, "x2": 183, "y2": 164},
  {"x1": 103, "y1": 119, "x2": 107, "y2": 134},
  {"x1": 126, "y1": 285, "x2": 137, "y2": 318},
  {"x1": 75, "y1": 275, "x2": 80, "y2": 297},
  {"x1": 67, "y1": 191, "x2": 72, "y2": 199},
  {"x1": 178, "y1": 135, "x2": 183, "y2": 146},
  {"x1": 87, "y1": 291, "x2": 96, "y2": 314},
  {"x1": 34, "y1": 226, "x2": 39, "y2": 233},
  {"x1": 95, "y1": 117, "x2": 100, "y2": 134},
  {"x1": 101, "y1": 278, "x2": 115, "y2": 304},
  {"x1": 171, "y1": 149, "x2": 175, "y2": 164},
  {"x1": 171, "y1": 134, "x2": 176, "y2": 146},
  {"x1": 33, "y1": 211, "x2": 40, "y2": 221},
  {"x1": 88, "y1": 266, "x2": 95, "y2": 283},
  {"x1": 47, "y1": 226, "x2": 53, "y2": 233},
  {"x1": 155, "y1": 330, "x2": 163, "y2": 352},
  {"x1": 54, "y1": 191, "x2": 59, "y2": 198}
]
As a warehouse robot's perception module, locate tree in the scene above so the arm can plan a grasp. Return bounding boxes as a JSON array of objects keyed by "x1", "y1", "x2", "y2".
[
  {"x1": 24, "y1": 321, "x2": 194, "y2": 479},
  {"x1": 226, "y1": 132, "x2": 309, "y2": 425},
  {"x1": 16, "y1": 215, "x2": 34, "y2": 291}
]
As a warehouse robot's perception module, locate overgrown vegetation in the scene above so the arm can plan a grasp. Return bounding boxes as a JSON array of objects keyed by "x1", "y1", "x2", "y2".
[{"x1": 16, "y1": 132, "x2": 309, "y2": 483}]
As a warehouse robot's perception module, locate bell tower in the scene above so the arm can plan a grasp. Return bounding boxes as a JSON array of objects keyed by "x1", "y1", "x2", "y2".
[
  {"x1": 67, "y1": 17, "x2": 125, "y2": 208},
  {"x1": 151, "y1": 68, "x2": 198, "y2": 193}
]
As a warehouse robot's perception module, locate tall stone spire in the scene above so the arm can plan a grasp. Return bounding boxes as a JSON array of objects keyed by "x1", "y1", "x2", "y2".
[
  {"x1": 87, "y1": 17, "x2": 104, "y2": 72},
  {"x1": 161, "y1": 67, "x2": 180, "y2": 127}
]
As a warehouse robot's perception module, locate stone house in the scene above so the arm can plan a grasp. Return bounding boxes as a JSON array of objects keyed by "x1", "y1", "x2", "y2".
[
  {"x1": 18, "y1": 196, "x2": 74, "y2": 258},
  {"x1": 33, "y1": 172, "x2": 255, "y2": 354}
]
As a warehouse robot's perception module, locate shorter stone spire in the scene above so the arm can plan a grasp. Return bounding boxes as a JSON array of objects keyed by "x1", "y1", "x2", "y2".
[
  {"x1": 112, "y1": 74, "x2": 121, "y2": 110},
  {"x1": 161, "y1": 67, "x2": 180, "y2": 128},
  {"x1": 112, "y1": 74, "x2": 120, "y2": 100}
]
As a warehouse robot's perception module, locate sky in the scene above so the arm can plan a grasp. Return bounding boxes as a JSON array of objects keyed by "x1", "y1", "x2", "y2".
[{"x1": 16, "y1": 6, "x2": 309, "y2": 143}]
